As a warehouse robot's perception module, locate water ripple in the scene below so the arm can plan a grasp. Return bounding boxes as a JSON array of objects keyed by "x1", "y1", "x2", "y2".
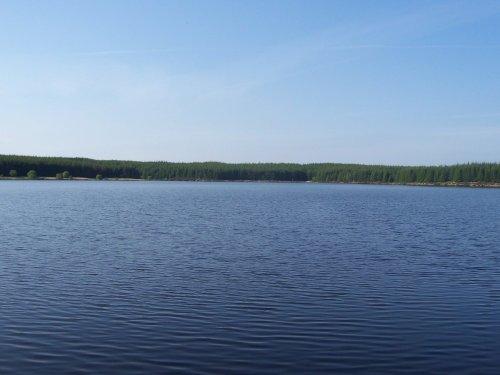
[{"x1": 1, "y1": 181, "x2": 500, "y2": 374}]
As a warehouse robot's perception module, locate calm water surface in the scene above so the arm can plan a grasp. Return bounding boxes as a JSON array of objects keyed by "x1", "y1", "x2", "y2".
[{"x1": 1, "y1": 181, "x2": 499, "y2": 374}]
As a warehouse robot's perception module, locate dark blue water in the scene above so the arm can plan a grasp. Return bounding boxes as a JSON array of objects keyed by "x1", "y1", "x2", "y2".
[{"x1": 1, "y1": 181, "x2": 499, "y2": 374}]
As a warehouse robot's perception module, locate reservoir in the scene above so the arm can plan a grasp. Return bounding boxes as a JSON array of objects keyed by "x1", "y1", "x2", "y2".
[{"x1": 1, "y1": 181, "x2": 499, "y2": 374}]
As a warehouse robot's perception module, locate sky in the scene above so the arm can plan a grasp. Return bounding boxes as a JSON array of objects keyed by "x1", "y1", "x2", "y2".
[{"x1": 1, "y1": 0, "x2": 499, "y2": 165}]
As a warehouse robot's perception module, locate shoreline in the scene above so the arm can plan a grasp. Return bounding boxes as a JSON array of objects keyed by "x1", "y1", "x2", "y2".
[{"x1": 1, "y1": 177, "x2": 499, "y2": 188}]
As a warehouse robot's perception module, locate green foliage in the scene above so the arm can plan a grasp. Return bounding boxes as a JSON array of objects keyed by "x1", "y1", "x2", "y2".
[
  {"x1": 62, "y1": 171, "x2": 71, "y2": 179},
  {"x1": 9, "y1": 169, "x2": 17, "y2": 177},
  {"x1": 26, "y1": 170, "x2": 38, "y2": 179},
  {"x1": 0, "y1": 154, "x2": 499, "y2": 184},
  {"x1": 56, "y1": 173, "x2": 63, "y2": 180},
  {"x1": 96, "y1": 174, "x2": 103, "y2": 180}
]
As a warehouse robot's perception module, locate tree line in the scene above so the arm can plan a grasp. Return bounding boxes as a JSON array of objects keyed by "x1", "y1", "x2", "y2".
[{"x1": 1, "y1": 154, "x2": 500, "y2": 184}]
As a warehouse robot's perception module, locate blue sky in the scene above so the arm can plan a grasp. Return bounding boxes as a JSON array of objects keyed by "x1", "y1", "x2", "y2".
[{"x1": 1, "y1": 0, "x2": 499, "y2": 165}]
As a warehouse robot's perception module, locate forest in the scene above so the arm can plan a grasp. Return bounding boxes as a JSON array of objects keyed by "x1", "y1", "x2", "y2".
[{"x1": 1, "y1": 154, "x2": 500, "y2": 184}]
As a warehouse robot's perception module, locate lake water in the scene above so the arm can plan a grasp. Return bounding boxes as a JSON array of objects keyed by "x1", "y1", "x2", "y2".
[{"x1": 1, "y1": 181, "x2": 499, "y2": 374}]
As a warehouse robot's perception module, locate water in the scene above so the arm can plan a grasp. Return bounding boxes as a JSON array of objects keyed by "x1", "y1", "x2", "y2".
[{"x1": 1, "y1": 181, "x2": 499, "y2": 374}]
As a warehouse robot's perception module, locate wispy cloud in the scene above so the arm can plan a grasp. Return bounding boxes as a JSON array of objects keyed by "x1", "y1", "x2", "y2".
[
  {"x1": 75, "y1": 49, "x2": 165, "y2": 56},
  {"x1": 74, "y1": 47, "x2": 249, "y2": 56},
  {"x1": 3, "y1": 0, "x2": 498, "y2": 108},
  {"x1": 452, "y1": 113, "x2": 500, "y2": 119},
  {"x1": 324, "y1": 44, "x2": 500, "y2": 50},
  {"x1": 48, "y1": 0, "x2": 499, "y2": 105},
  {"x1": 173, "y1": 0, "x2": 500, "y2": 97}
]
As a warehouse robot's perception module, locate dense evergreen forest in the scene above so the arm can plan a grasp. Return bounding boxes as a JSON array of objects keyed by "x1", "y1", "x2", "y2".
[{"x1": 1, "y1": 154, "x2": 500, "y2": 184}]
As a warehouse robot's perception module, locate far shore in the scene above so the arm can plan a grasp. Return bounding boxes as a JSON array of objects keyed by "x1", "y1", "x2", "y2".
[{"x1": 1, "y1": 176, "x2": 500, "y2": 188}]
